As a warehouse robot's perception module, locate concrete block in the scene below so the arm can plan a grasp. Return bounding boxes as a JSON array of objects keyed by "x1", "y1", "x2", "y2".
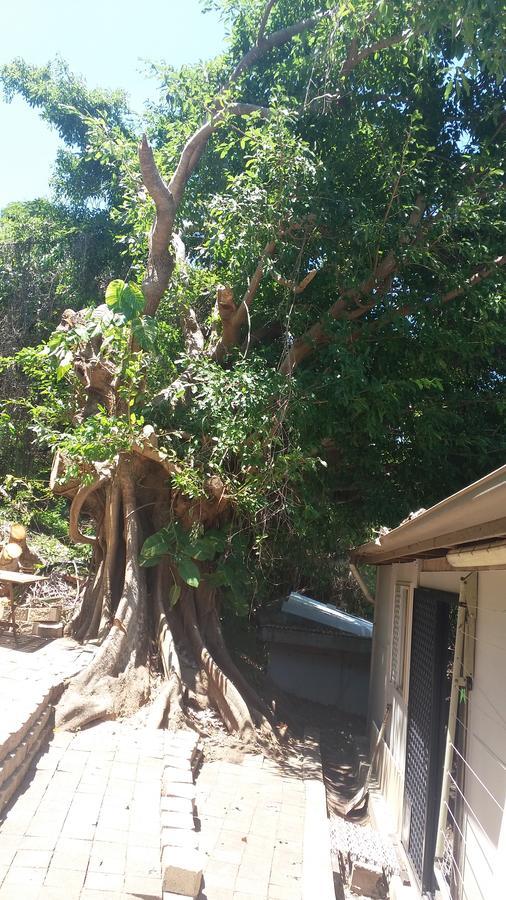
[
  {"x1": 27, "y1": 605, "x2": 62, "y2": 623},
  {"x1": 32, "y1": 622, "x2": 64, "y2": 639},
  {"x1": 350, "y1": 861, "x2": 385, "y2": 897},
  {"x1": 0, "y1": 600, "x2": 28, "y2": 622},
  {"x1": 161, "y1": 845, "x2": 203, "y2": 897}
]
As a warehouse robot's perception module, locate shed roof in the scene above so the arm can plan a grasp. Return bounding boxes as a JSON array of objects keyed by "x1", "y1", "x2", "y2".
[
  {"x1": 282, "y1": 592, "x2": 373, "y2": 638},
  {"x1": 352, "y1": 464, "x2": 506, "y2": 565}
]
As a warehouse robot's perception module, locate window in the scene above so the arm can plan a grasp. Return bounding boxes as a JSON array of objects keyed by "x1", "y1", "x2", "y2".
[{"x1": 391, "y1": 582, "x2": 411, "y2": 696}]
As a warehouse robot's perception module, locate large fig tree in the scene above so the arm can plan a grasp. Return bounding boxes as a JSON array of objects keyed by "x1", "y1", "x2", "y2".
[{"x1": 6, "y1": 0, "x2": 505, "y2": 734}]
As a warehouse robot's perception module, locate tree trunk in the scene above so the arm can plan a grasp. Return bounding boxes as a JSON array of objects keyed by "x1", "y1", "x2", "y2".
[{"x1": 55, "y1": 452, "x2": 272, "y2": 739}]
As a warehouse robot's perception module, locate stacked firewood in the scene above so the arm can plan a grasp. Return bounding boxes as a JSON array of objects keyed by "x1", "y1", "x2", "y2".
[{"x1": 0, "y1": 523, "x2": 41, "y2": 574}]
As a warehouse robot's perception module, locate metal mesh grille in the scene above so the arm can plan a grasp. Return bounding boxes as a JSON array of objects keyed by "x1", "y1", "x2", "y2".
[
  {"x1": 404, "y1": 591, "x2": 439, "y2": 883},
  {"x1": 390, "y1": 585, "x2": 402, "y2": 685}
]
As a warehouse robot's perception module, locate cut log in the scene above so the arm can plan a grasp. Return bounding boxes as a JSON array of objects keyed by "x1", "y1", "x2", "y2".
[
  {"x1": 9, "y1": 524, "x2": 27, "y2": 544},
  {"x1": 0, "y1": 542, "x2": 22, "y2": 570}
]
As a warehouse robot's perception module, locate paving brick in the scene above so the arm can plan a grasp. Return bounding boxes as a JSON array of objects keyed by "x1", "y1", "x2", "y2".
[
  {"x1": 94, "y1": 826, "x2": 129, "y2": 844},
  {"x1": 233, "y1": 892, "x2": 265, "y2": 900},
  {"x1": 161, "y1": 827, "x2": 199, "y2": 852},
  {"x1": 123, "y1": 873, "x2": 161, "y2": 896},
  {"x1": 38, "y1": 887, "x2": 83, "y2": 900},
  {"x1": 51, "y1": 837, "x2": 92, "y2": 871},
  {"x1": 84, "y1": 870, "x2": 124, "y2": 892},
  {"x1": 162, "y1": 780, "x2": 196, "y2": 801},
  {"x1": 3, "y1": 866, "x2": 46, "y2": 887},
  {"x1": 80, "y1": 892, "x2": 122, "y2": 900},
  {"x1": 89, "y1": 840, "x2": 126, "y2": 875},
  {"x1": 12, "y1": 848, "x2": 52, "y2": 868},
  {"x1": 162, "y1": 893, "x2": 194, "y2": 900},
  {"x1": 268, "y1": 883, "x2": 302, "y2": 900},
  {"x1": 0, "y1": 841, "x2": 19, "y2": 869},
  {"x1": 44, "y1": 866, "x2": 86, "y2": 891},
  {"x1": 235, "y1": 873, "x2": 270, "y2": 894},
  {"x1": 160, "y1": 794, "x2": 194, "y2": 815},
  {"x1": 127, "y1": 829, "x2": 160, "y2": 849},
  {"x1": 162, "y1": 766, "x2": 194, "y2": 789},
  {"x1": 160, "y1": 809, "x2": 195, "y2": 830},
  {"x1": 202, "y1": 859, "x2": 239, "y2": 889},
  {"x1": 124, "y1": 844, "x2": 160, "y2": 877},
  {"x1": 212, "y1": 845, "x2": 244, "y2": 865},
  {"x1": 199, "y1": 890, "x2": 235, "y2": 900},
  {"x1": 0, "y1": 884, "x2": 41, "y2": 900}
]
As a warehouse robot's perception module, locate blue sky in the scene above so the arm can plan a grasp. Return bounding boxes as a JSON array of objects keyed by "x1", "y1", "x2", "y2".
[{"x1": 0, "y1": 0, "x2": 225, "y2": 208}]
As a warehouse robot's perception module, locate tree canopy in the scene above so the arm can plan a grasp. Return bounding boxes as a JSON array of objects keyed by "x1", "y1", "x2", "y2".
[{"x1": 0, "y1": 0, "x2": 504, "y2": 731}]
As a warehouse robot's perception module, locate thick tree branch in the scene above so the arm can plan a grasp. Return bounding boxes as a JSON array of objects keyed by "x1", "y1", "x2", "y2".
[
  {"x1": 139, "y1": 135, "x2": 176, "y2": 316},
  {"x1": 181, "y1": 307, "x2": 205, "y2": 357},
  {"x1": 305, "y1": 23, "x2": 420, "y2": 110},
  {"x1": 69, "y1": 471, "x2": 111, "y2": 546},
  {"x1": 351, "y1": 253, "x2": 506, "y2": 343},
  {"x1": 258, "y1": 0, "x2": 278, "y2": 43},
  {"x1": 229, "y1": 4, "x2": 339, "y2": 84},
  {"x1": 273, "y1": 268, "x2": 318, "y2": 293},
  {"x1": 440, "y1": 255, "x2": 506, "y2": 305},
  {"x1": 280, "y1": 195, "x2": 426, "y2": 374},
  {"x1": 212, "y1": 240, "x2": 277, "y2": 361},
  {"x1": 340, "y1": 28, "x2": 419, "y2": 77},
  {"x1": 169, "y1": 104, "x2": 271, "y2": 206},
  {"x1": 138, "y1": 106, "x2": 271, "y2": 317},
  {"x1": 282, "y1": 253, "x2": 505, "y2": 375},
  {"x1": 138, "y1": 6, "x2": 425, "y2": 320}
]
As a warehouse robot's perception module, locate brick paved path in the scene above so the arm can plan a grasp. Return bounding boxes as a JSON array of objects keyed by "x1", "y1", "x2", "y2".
[
  {"x1": 0, "y1": 722, "x2": 168, "y2": 900},
  {"x1": 0, "y1": 636, "x2": 95, "y2": 755},
  {"x1": 196, "y1": 752, "x2": 306, "y2": 900},
  {"x1": 0, "y1": 638, "x2": 334, "y2": 900}
]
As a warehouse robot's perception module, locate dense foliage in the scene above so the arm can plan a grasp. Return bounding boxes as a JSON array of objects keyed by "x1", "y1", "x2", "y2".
[{"x1": 1, "y1": 0, "x2": 504, "y2": 611}]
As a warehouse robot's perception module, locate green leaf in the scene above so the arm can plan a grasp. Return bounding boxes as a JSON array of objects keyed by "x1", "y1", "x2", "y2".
[
  {"x1": 139, "y1": 526, "x2": 174, "y2": 567},
  {"x1": 105, "y1": 280, "x2": 144, "y2": 321},
  {"x1": 190, "y1": 536, "x2": 218, "y2": 561},
  {"x1": 176, "y1": 556, "x2": 200, "y2": 588},
  {"x1": 56, "y1": 350, "x2": 73, "y2": 381},
  {"x1": 105, "y1": 279, "x2": 126, "y2": 309},
  {"x1": 121, "y1": 283, "x2": 145, "y2": 319},
  {"x1": 132, "y1": 316, "x2": 157, "y2": 350},
  {"x1": 204, "y1": 570, "x2": 228, "y2": 587}
]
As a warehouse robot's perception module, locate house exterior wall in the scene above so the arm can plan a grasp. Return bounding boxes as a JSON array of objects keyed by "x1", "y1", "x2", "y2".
[
  {"x1": 369, "y1": 561, "x2": 417, "y2": 834},
  {"x1": 459, "y1": 570, "x2": 506, "y2": 900},
  {"x1": 368, "y1": 563, "x2": 506, "y2": 899}
]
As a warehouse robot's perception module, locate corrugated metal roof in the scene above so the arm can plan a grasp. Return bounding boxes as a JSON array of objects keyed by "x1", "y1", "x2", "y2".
[{"x1": 282, "y1": 592, "x2": 373, "y2": 638}]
